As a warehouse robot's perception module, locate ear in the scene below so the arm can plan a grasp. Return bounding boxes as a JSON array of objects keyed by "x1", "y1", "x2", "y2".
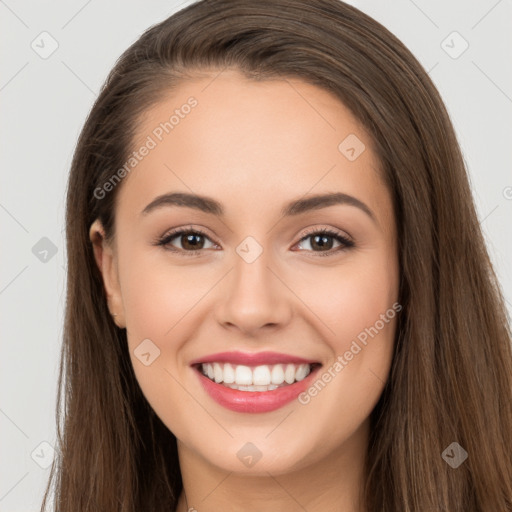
[{"x1": 89, "y1": 219, "x2": 126, "y2": 329}]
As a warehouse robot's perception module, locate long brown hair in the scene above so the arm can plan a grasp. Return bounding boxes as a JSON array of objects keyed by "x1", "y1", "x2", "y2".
[{"x1": 41, "y1": 0, "x2": 512, "y2": 510}]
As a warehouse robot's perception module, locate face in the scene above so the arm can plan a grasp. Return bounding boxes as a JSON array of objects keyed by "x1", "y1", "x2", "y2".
[{"x1": 90, "y1": 69, "x2": 399, "y2": 476}]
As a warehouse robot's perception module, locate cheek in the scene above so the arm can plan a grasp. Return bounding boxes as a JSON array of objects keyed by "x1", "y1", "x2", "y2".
[
  {"x1": 119, "y1": 250, "x2": 213, "y2": 342},
  {"x1": 295, "y1": 251, "x2": 399, "y2": 355},
  {"x1": 294, "y1": 250, "x2": 399, "y2": 428},
  {"x1": 117, "y1": 251, "x2": 211, "y2": 437}
]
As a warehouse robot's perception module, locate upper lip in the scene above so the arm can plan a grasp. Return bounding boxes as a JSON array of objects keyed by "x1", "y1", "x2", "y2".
[{"x1": 190, "y1": 351, "x2": 320, "y2": 367}]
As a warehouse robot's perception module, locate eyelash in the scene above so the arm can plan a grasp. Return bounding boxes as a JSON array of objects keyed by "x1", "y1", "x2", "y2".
[{"x1": 154, "y1": 225, "x2": 355, "y2": 258}]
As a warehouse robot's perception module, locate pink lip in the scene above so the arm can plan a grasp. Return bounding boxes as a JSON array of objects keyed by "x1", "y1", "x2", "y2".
[
  {"x1": 189, "y1": 350, "x2": 319, "y2": 366},
  {"x1": 193, "y1": 364, "x2": 322, "y2": 413}
]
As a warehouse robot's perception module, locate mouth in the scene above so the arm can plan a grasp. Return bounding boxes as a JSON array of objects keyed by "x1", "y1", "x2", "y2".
[
  {"x1": 192, "y1": 361, "x2": 323, "y2": 392},
  {"x1": 191, "y1": 353, "x2": 323, "y2": 413}
]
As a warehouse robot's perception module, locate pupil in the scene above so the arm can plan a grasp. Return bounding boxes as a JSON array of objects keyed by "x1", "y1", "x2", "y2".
[
  {"x1": 183, "y1": 233, "x2": 203, "y2": 250},
  {"x1": 312, "y1": 235, "x2": 332, "y2": 251}
]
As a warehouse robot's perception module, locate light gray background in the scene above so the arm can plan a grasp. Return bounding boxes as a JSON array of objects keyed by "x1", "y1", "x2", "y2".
[{"x1": 1, "y1": 0, "x2": 511, "y2": 510}]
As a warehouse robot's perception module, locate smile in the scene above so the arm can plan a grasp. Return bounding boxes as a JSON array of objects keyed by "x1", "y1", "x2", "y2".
[{"x1": 190, "y1": 352, "x2": 323, "y2": 413}]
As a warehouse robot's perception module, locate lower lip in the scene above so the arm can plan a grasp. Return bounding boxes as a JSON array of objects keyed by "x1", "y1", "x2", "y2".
[{"x1": 194, "y1": 365, "x2": 321, "y2": 413}]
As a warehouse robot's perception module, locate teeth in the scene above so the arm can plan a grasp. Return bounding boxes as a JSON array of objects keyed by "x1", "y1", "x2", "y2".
[
  {"x1": 271, "y1": 364, "x2": 285, "y2": 384},
  {"x1": 235, "y1": 365, "x2": 253, "y2": 385},
  {"x1": 213, "y1": 362, "x2": 223, "y2": 383},
  {"x1": 200, "y1": 362, "x2": 312, "y2": 388},
  {"x1": 253, "y1": 365, "x2": 271, "y2": 385},
  {"x1": 225, "y1": 383, "x2": 280, "y2": 392},
  {"x1": 223, "y1": 363, "x2": 235, "y2": 384},
  {"x1": 295, "y1": 364, "x2": 309, "y2": 381},
  {"x1": 284, "y1": 364, "x2": 296, "y2": 384}
]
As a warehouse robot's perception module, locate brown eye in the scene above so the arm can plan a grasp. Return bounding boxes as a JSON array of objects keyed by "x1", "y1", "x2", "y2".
[
  {"x1": 178, "y1": 232, "x2": 207, "y2": 250},
  {"x1": 157, "y1": 228, "x2": 216, "y2": 255},
  {"x1": 309, "y1": 233, "x2": 335, "y2": 251},
  {"x1": 295, "y1": 229, "x2": 354, "y2": 256}
]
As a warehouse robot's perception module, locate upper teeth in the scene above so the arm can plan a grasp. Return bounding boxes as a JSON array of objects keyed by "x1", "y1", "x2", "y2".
[{"x1": 201, "y1": 363, "x2": 311, "y2": 386}]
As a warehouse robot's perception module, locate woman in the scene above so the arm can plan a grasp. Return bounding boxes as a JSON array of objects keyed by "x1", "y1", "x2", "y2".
[{"x1": 41, "y1": 0, "x2": 512, "y2": 510}]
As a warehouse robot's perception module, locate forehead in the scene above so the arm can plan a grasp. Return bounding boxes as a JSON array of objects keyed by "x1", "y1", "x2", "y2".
[{"x1": 116, "y1": 69, "x2": 390, "y2": 227}]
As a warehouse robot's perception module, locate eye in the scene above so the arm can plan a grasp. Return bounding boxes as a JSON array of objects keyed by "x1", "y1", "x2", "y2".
[
  {"x1": 294, "y1": 228, "x2": 354, "y2": 257},
  {"x1": 155, "y1": 226, "x2": 218, "y2": 256}
]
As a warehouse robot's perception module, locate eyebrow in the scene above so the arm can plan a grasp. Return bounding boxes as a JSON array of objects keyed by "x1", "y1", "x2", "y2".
[{"x1": 141, "y1": 191, "x2": 376, "y2": 223}]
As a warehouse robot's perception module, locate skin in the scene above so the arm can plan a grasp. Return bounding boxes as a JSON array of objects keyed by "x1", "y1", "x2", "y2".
[{"x1": 90, "y1": 69, "x2": 399, "y2": 512}]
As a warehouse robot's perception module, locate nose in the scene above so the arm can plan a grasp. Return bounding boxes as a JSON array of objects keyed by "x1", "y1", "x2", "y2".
[{"x1": 215, "y1": 247, "x2": 293, "y2": 336}]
